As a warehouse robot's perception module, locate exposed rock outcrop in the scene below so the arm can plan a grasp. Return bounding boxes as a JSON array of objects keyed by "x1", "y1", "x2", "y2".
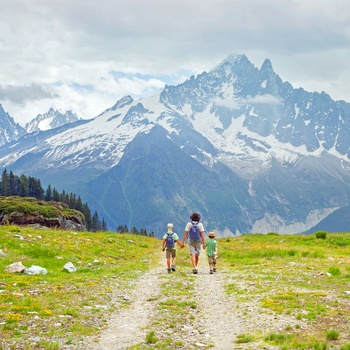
[
  {"x1": 0, "y1": 211, "x2": 86, "y2": 231},
  {"x1": 0, "y1": 197, "x2": 87, "y2": 231}
]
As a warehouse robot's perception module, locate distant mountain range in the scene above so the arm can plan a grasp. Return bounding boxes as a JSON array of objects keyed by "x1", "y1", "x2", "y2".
[
  {"x1": 0, "y1": 104, "x2": 26, "y2": 146},
  {"x1": 1, "y1": 54, "x2": 350, "y2": 237},
  {"x1": 25, "y1": 108, "x2": 81, "y2": 133}
]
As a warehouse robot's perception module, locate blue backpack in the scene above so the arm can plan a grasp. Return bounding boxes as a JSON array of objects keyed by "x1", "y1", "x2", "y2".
[
  {"x1": 189, "y1": 222, "x2": 201, "y2": 241},
  {"x1": 165, "y1": 232, "x2": 175, "y2": 248}
]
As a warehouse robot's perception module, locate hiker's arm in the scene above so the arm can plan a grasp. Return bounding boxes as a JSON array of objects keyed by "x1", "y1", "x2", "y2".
[
  {"x1": 200, "y1": 231, "x2": 205, "y2": 248},
  {"x1": 181, "y1": 231, "x2": 188, "y2": 246},
  {"x1": 162, "y1": 239, "x2": 166, "y2": 251},
  {"x1": 176, "y1": 240, "x2": 182, "y2": 248}
]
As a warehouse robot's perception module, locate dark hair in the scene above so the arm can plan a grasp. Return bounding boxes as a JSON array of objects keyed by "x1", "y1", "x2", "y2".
[{"x1": 190, "y1": 212, "x2": 201, "y2": 221}]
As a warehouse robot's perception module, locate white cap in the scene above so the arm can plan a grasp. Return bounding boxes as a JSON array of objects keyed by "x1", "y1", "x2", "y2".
[{"x1": 167, "y1": 223, "x2": 173, "y2": 229}]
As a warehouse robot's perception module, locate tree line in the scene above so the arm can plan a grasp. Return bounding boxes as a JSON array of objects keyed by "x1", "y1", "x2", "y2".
[
  {"x1": 116, "y1": 224, "x2": 154, "y2": 237},
  {"x1": 0, "y1": 169, "x2": 107, "y2": 232}
]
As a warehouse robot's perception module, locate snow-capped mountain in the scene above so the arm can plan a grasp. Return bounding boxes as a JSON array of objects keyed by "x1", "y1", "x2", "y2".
[
  {"x1": 1, "y1": 54, "x2": 350, "y2": 236},
  {"x1": 25, "y1": 108, "x2": 81, "y2": 133},
  {"x1": 0, "y1": 104, "x2": 26, "y2": 146}
]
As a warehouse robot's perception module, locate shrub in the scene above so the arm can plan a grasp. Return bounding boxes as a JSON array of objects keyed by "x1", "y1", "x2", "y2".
[
  {"x1": 235, "y1": 333, "x2": 254, "y2": 343},
  {"x1": 328, "y1": 267, "x2": 341, "y2": 276},
  {"x1": 325, "y1": 329, "x2": 339, "y2": 340},
  {"x1": 146, "y1": 331, "x2": 158, "y2": 344},
  {"x1": 315, "y1": 231, "x2": 327, "y2": 239}
]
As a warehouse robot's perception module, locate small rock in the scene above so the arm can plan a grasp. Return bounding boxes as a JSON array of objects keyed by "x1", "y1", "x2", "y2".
[
  {"x1": 63, "y1": 262, "x2": 77, "y2": 273},
  {"x1": 194, "y1": 343, "x2": 206, "y2": 347},
  {"x1": 4, "y1": 261, "x2": 26, "y2": 273},
  {"x1": 24, "y1": 265, "x2": 48, "y2": 275}
]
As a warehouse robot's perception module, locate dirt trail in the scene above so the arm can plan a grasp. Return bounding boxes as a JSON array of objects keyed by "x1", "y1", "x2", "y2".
[
  {"x1": 193, "y1": 256, "x2": 242, "y2": 348},
  {"x1": 79, "y1": 251, "x2": 264, "y2": 350},
  {"x1": 84, "y1": 254, "x2": 165, "y2": 350}
]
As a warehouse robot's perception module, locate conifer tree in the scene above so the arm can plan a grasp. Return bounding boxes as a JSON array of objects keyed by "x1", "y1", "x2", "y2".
[
  {"x1": 1, "y1": 169, "x2": 10, "y2": 196},
  {"x1": 45, "y1": 185, "x2": 53, "y2": 201},
  {"x1": 101, "y1": 217, "x2": 107, "y2": 231},
  {"x1": 19, "y1": 174, "x2": 29, "y2": 196},
  {"x1": 52, "y1": 188, "x2": 60, "y2": 201}
]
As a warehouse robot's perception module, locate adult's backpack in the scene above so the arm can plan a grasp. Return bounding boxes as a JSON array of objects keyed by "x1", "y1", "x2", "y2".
[
  {"x1": 165, "y1": 232, "x2": 175, "y2": 248},
  {"x1": 189, "y1": 222, "x2": 201, "y2": 241}
]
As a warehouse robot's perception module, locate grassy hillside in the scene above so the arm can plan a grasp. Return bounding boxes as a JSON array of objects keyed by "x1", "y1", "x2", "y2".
[
  {"x1": 0, "y1": 227, "x2": 349, "y2": 349},
  {"x1": 0, "y1": 226, "x2": 160, "y2": 349},
  {"x1": 0, "y1": 196, "x2": 84, "y2": 221}
]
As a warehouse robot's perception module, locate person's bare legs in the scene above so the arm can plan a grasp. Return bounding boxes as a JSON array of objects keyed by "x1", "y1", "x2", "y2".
[{"x1": 191, "y1": 254, "x2": 197, "y2": 268}]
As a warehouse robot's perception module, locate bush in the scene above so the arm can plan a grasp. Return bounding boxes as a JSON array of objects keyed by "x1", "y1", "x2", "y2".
[
  {"x1": 146, "y1": 331, "x2": 158, "y2": 344},
  {"x1": 328, "y1": 267, "x2": 341, "y2": 276},
  {"x1": 325, "y1": 329, "x2": 339, "y2": 340},
  {"x1": 315, "y1": 231, "x2": 327, "y2": 239}
]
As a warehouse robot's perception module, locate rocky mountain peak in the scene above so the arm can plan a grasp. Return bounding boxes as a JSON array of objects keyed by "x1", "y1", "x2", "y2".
[{"x1": 25, "y1": 108, "x2": 81, "y2": 133}]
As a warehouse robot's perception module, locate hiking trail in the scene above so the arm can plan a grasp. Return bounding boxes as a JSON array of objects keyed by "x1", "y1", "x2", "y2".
[{"x1": 78, "y1": 250, "x2": 285, "y2": 350}]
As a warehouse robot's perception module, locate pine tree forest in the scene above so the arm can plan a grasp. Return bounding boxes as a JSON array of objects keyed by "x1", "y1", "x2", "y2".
[{"x1": 0, "y1": 169, "x2": 106, "y2": 232}]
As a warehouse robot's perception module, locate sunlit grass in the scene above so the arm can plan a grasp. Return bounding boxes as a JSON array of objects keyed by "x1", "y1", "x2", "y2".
[
  {"x1": 219, "y1": 232, "x2": 350, "y2": 349},
  {"x1": 0, "y1": 225, "x2": 160, "y2": 348}
]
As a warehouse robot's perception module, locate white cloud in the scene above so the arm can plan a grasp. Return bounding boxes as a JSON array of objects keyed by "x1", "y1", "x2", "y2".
[
  {"x1": 1, "y1": 0, "x2": 350, "y2": 124},
  {"x1": 214, "y1": 94, "x2": 282, "y2": 110},
  {"x1": 246, "y1": 95, "x2": 282, "y2": 105}
]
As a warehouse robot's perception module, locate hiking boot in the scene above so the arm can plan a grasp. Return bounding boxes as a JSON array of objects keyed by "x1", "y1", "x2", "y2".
[
  {"x1": 210, "y1": 270, "x2": 213, "y2": 274},
  {"x1": 171, "y1": 265, "x2": 176, "y2": 271},
  {"x1": 193, "y1": 268, "x2": 198, "y2": 274},
  {"x1": 167, "y1": 268, "x2": 171, "y2": 273},
  {"x1": 213, "y1": 267, "x2": 217, "y2": 272}
]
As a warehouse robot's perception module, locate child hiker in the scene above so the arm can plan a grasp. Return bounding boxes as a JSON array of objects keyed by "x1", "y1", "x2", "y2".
[
  {"x1": 162, "y1": 223, "x2": 182, "y2": 273},
  {"x1": 204, "y1": 231, "x2": 218, "y2": 274}
]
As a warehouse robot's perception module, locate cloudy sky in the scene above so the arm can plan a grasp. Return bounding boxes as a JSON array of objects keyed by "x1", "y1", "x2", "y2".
[{"x1": 1, "y1": 0, "x2": 350, "y2": 126}]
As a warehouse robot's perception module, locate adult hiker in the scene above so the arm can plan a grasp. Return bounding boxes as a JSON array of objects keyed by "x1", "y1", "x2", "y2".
[{"x1": 181, "y1": 212, "x2": 205, "y2": 274}]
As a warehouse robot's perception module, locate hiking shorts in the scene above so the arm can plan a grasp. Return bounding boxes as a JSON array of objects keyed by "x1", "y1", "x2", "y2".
[
  {"x1": 189, "y1": 240, "x2": 202, "y2": 256},
  {"x1": 208, "y1": 256, "x2": 216, "y2": 264},
  {"x1": 166, "y1": 248, "x2": 176, "y2": 258}
]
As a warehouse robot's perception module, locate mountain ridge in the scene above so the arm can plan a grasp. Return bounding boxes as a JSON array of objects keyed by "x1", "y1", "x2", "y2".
[
  {"x1": 25, "y1": 107, "x2": 81, "y2": 133},
  {"x1": 1, "y1": 54, "x2": 350, "y2": 235}
]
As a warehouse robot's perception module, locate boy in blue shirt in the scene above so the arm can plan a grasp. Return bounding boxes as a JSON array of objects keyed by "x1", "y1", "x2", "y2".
[{"x1": 162, "y1": 223, "x2": 182, "y2": 273}]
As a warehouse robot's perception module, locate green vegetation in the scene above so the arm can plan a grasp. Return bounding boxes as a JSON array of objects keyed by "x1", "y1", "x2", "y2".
[
  {"x1": 0, "y1": 169, "x2": 105, "y2": 231},
  {"x1": 0, "y1": 225, "x2": 160, "y2": 349},
  {"x1": 315, "y1": 231, "x2": 328, "y2": 240},
  {"x1": 220, "y1": 232, "x2": 350, "y2": 349},
  {"x1": 0, "y1": 196, "x2": 84, "y2": 220},
  {"x1": 1, "y1": 227, "x2": 350, "y2": 349}
]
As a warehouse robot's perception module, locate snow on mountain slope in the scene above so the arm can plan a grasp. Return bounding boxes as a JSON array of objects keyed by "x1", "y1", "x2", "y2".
[
  {"x1": 2, "y1": 54, "x2": 350, "y2": 234},
  {"x1": 25, "y1": 108, "x2": 81, "y2": 133}
]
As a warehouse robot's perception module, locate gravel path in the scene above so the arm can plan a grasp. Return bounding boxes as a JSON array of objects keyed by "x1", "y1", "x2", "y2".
[
  {"x1": 193, "y1": 257, "x2": 242, "y2": 349},
  {"x1": 83, "y1": 254, "x2": 164, "y2": 350},
  {"x1": 79, "y1": 251, "x2": 286, "y2": 350}
]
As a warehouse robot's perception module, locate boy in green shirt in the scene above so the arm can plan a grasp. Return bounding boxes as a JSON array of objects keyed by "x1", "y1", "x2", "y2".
[{"x1": 204, "y1": 231, "x2": 218, "y2": 274}]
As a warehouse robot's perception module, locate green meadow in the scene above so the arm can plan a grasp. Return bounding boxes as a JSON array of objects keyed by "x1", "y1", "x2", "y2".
[{"x1": 0, "y1": 226, "x2": 350, "y2": 349}]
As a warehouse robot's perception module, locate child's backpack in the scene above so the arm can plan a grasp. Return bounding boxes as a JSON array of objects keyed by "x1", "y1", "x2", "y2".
[
  {"x1": 165, "y1": 232, "x2": 175, "y2": 248},
  {"x1": 189, "y1": 222, "x2": 201, "y2": 241}
]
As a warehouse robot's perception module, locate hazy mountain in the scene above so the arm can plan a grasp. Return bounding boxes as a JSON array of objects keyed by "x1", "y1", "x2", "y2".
[
  {"x1": 0, "y1": 104, "x2": 26, "y2": 146},
  {"x1": 1, "y1": 54, "x2": 350, "y2": 236}
]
